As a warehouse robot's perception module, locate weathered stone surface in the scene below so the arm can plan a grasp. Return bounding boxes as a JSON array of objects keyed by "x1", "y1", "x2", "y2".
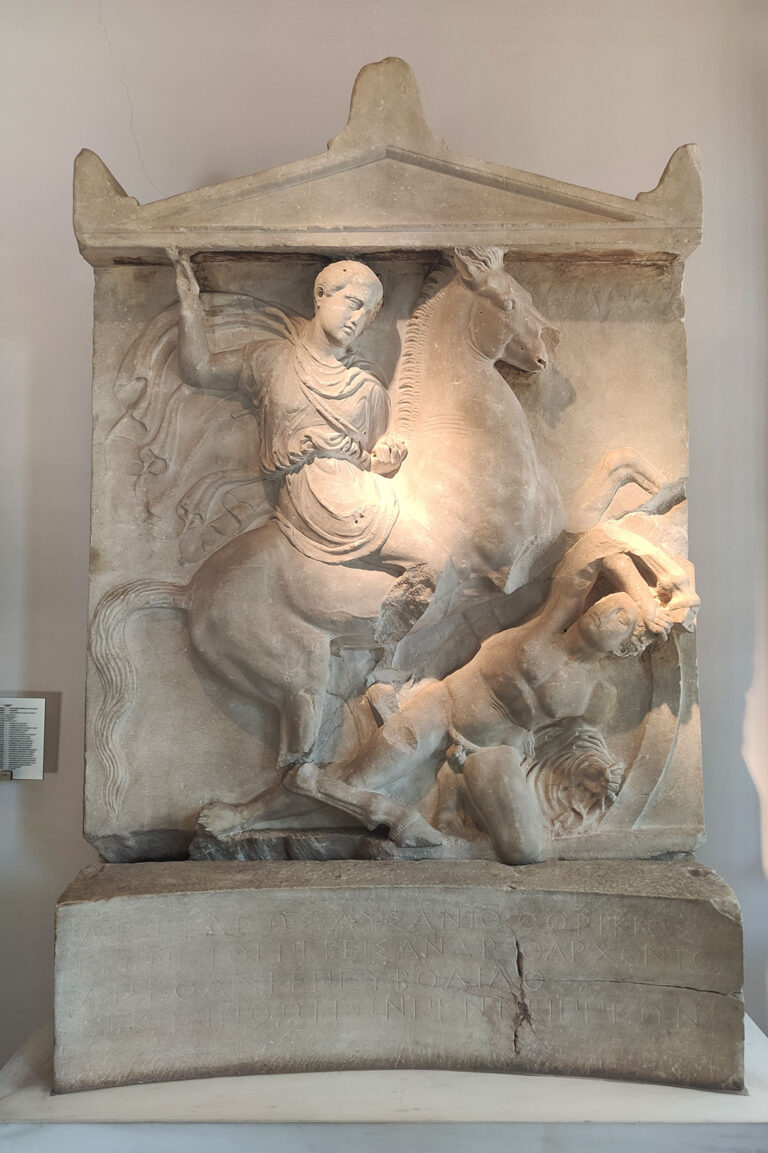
[
  {"x1": 64, "y1": 54, "x2": 740, "y2": 1099},
  {"x1": 190, "y1": 827, "x2": 496, "y2": 862},
  {"x1": 188, "y1": 826, "x2": 697, "y2": 864},
  {"x1": 80, "y1": 60, "x2": 706, "y2": 867},
  {"x1": 84, "y1": 253, "x2": 703, "y2": 862},
  {"x1": 54, "y1": 860, "x2": 743, "y2": 1092},
  {"x1": 74, "y1": 59, "x2": 701, "y2": 266}
]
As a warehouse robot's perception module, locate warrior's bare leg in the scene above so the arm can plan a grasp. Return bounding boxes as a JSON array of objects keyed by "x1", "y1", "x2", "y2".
[
  {"x1": 461, "y1": 747, "x2": 545, "y2": 864},
  {"x1": 284, "y1": 681, "x2": 455, "y2": 843},
  {"x1": 200, "y1": 680, "x2": 453, "y2": 840},
  {"x1": 285, "y1": 762, "x2": 445, "y2": 847},
  {"x1": 329, "y1": 682, "x2": 452, "y2": 790},
  {"x1": 198, "y1": 782, "x2": 323, "y2": 838}
]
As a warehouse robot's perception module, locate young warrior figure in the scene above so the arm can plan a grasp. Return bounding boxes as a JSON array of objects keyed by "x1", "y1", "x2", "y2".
[
  {"x1": 172, "y1": 252, "x2": 448, "y2": 634},
  {"x1": 199, "y1": 526, "x2": 698, "y2": 855}
]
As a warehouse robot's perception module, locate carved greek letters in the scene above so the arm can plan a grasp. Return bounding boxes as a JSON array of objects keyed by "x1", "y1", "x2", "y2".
[{"x1": 61, "y1": 888, "x2": 731, "y2": 1048}]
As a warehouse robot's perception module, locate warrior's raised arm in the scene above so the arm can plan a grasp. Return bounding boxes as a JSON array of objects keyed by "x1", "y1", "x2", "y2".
[
  {"x1": 539, "y1": 522, "x2": 698, "y2": 641},
  {"x1": 169, "y1": 248, "x2": 242, "y2": 392}
]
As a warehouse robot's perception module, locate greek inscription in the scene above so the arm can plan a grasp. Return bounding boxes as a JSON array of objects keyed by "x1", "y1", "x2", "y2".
[
  {"x1": 522, "y1": 969, "x2": 545, "y2": 991},
  {"x1": 66, "y1": 890, "x2": 722, "y2": 1072},
  {"x1": 530, "y1": 994, "x2": 713, "y2": 1033}
]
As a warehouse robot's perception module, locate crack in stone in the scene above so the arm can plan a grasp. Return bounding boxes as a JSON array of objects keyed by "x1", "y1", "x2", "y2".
[
  {"x1": 98, "y1": 0, "x2": 164, "y2": 198},
  {"x1": 513, "y1": 937, "x2": 532, "y2": 1056},
  {"x1": 553, "y1": 975, "x2": 741, "y2": 997}
]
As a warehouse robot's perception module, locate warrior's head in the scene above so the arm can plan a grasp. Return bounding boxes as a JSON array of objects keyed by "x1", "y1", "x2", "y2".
[
  {"x1": 577, "y1": 592, "x2": 640, "y2": 656},
  {"x1": 313, "y1": 260, "x2": 383, "y2": 352}
]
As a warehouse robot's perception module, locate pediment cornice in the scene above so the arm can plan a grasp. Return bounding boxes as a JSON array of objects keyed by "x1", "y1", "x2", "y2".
[{"x1": 74, "y1": 58, "x2": 701, "y2": 266}]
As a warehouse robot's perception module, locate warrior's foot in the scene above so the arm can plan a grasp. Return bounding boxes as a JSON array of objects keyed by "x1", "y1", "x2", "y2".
[
  {"x1": 198, "y1": 801, "x2": 249, "y2": 838},
  {"x1": 388, "y1": 810, "x2": 445, "y2": 848}
]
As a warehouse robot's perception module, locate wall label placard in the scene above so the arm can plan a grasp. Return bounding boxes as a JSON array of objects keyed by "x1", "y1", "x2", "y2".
[{"x1": 0, "y1": 698, "x2": 46, "y2": 779}]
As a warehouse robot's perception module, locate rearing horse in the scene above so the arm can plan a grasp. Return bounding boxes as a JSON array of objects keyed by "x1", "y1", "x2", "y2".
[{"x1": 388, "y1": 248, "x2": 564, "y2": 592}]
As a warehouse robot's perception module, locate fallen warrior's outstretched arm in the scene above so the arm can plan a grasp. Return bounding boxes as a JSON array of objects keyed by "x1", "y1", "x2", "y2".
[
  {"x1": 600, "y1": 552, "x2": 673, "y2": 636},
  {"x1": 543, "y1": 546, "x2": 669, "y2": 639},
  {"x1": 169, "y1": 248, "x2": 242, "y2": 392},
  {"x1": 543, "y1": 523, "x2": 698, "y2": 638}
]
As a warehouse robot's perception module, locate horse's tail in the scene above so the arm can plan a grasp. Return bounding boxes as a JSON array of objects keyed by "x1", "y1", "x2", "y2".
[{"x1": 89, "y1": 579, "x2": 189, "y2": 820}]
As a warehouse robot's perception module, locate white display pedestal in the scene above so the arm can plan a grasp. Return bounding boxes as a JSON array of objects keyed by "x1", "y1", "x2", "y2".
[{"x1": 1, "y1": 1018, "x2": 767, "y2": 1152}]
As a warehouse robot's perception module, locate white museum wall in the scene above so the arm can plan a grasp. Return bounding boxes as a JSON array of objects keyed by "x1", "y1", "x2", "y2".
[{"x1": 1, "y1": 0, "x2": 766, "y2": 1074}]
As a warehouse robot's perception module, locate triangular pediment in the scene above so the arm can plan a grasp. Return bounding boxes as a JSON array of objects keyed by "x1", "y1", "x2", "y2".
[
  {"x1": 150, "y1": 152, "x2": 655, "y2": 232},
  {"x1": 74, "y1": 58, "x2": 701, "y2": 265}
]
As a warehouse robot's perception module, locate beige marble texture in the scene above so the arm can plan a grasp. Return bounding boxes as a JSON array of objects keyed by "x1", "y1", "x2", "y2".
[
  {"x1": 53, "y1": 860, "x2": 743, "y2": 1093},
  {"x1": 74, "y1": 59, "x2": 701, "y2": 264},
  {"x1": 55, "y1": 59, "x2": 747, "y2": 1096},
  {"x1": 79, "y1": 60, "x2": 705, "y2": 866}
]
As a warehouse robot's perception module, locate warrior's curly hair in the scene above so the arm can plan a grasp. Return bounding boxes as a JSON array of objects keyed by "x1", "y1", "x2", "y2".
[{"x1": 526, "y1": 718, "x2": 625, "y2": 837}]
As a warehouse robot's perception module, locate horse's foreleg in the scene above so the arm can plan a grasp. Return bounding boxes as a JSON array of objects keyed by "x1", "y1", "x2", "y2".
[
  {"x1": 567, "y1": 448, "x2": 667, "y2": 531},
  {"x1": 278, "y1": 688, "x2": 325, "y2": 770},
  {"x1": 616, "y1": 476, "x2": 687, "y2": 521},
  {"x1": 198, "y1": 782, "x2": 325, "y2": 838}
]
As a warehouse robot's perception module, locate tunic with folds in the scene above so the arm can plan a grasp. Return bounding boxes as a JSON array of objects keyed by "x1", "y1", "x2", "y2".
[{"x1": 239, "y1": 308, "x2": 400, "y2": 564}]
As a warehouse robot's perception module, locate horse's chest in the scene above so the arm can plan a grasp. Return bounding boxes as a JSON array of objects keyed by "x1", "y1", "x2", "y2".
[{"x1": 420, "y1": 382, "x2": 537, "y2": 468}]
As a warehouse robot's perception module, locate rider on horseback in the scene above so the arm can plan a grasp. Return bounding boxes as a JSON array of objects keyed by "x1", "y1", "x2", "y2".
[{"x1": 172, "y1": 251, "x2": 449, "y2": 641}]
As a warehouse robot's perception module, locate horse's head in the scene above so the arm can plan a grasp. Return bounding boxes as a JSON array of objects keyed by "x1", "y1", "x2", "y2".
[{"x1": 453, "y1": 247, "x2": 559, "y2": 374}]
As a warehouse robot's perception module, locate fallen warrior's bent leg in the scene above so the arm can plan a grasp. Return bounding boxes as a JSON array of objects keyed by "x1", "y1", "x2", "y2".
[
  {"x1": 199, "y1": 682, "x2": 451, "y2": 842},
  {"x1": 277, "y1": 683, "x2": 451, "y2": 845},
  {"x1": 333, "y1": 682, "x2": 452, "y2": 794},
  {"x1": 285, "y1": 762, "x2": 444, "y2": 847},
  {"x1": 462, "y1": 747, "x2": 544, "y2": 864}
]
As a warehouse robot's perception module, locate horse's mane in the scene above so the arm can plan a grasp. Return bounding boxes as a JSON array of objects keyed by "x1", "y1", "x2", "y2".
[{"x1": 392, "y1": 264, "x2": 455, "y2": 432}]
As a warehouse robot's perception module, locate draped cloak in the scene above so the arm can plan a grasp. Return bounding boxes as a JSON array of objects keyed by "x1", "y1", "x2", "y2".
[{"x1": 240, "y1": 309, "x2": 400, "y2": 564}]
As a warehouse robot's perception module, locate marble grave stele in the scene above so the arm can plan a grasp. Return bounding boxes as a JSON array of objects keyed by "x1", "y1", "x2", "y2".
[{"x1": 54, "y1": 57, "x2": 743, "y2": 1093}]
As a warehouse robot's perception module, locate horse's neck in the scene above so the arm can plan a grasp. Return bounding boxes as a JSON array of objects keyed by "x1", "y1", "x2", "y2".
[{"x1": 393, "y1": 277, "x2": 474, "y2": 433}]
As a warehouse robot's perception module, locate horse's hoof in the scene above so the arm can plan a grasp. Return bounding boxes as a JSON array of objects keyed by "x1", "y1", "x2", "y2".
[
  {"x1": 389, "y1": 811, "x2": 445, "y2": 848},
  {"x1": 198, "y1": 801, "x2": 244, "y2": 837}
]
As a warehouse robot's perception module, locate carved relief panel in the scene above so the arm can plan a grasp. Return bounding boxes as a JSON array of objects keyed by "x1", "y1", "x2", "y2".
[{"x1": 79, "y1": 59, "x2": 703, "y2": 866}]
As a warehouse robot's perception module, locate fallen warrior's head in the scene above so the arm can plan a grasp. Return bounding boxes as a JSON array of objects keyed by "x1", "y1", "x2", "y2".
[{"x1": 526, "y1": 718, "x2": 626, "y2": 837}]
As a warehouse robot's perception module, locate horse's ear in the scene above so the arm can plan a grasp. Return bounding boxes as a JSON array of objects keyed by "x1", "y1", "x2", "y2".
[
  {"x1": 542, "y1": 324, "x2": 561, "y2": 352},
  {"x1": 453, "y1": 246, "x2": 505, "y2": 287}
]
